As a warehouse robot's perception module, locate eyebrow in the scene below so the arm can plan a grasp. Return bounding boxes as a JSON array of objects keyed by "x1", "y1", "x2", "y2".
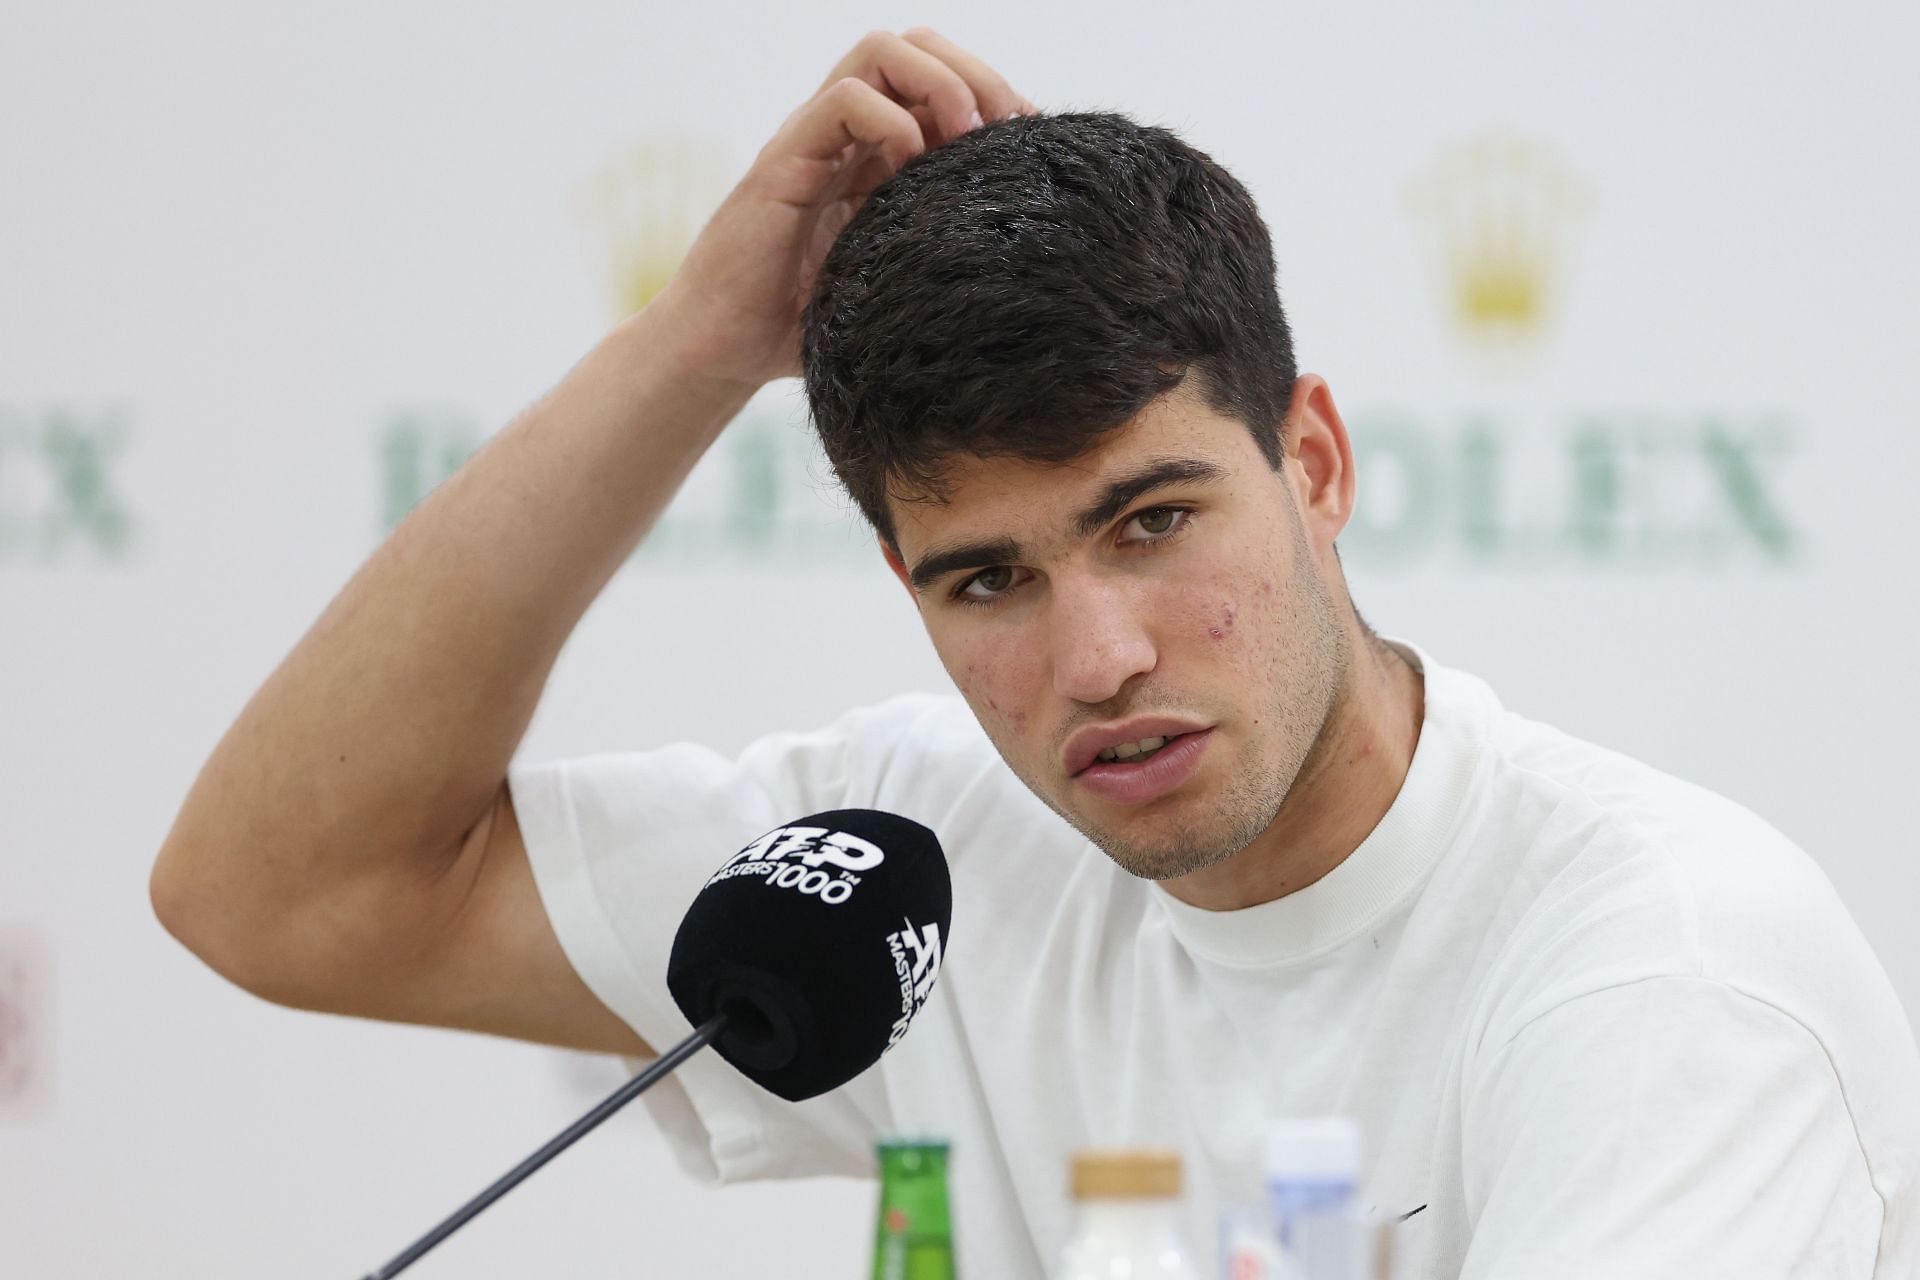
[
  {"x1": 906, "y1": 456, "x2": 1228, "y2": 592},
  {"x1": 1068, "y1": 456, "x2": 1227, "y2": 539},
  {"x1": 907, "y1": 534, "x2": 1025, "y2": 592}
]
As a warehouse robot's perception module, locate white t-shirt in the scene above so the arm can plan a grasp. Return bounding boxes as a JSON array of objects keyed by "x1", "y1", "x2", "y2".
[{"x1": 510, "y1": 640, "x2": 1920, "y2": 1278}]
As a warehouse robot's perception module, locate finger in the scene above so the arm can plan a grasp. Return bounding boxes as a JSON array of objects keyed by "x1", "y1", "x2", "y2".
[
  {"x1": 899, "y1": 27, "x2": 1032, "y2": 122},
  {"x1": 844, "y1": 149, "x2": 899, "y2": 204},
  {"x1": 769, "y1": 77, "x2": 927, "y2": 202},
  {"x1": 818, "y1": 29, "x2": 981, "y2": 141},
  {"x1": 907, "y1": 102, "x2": 948, "y2": 148}
]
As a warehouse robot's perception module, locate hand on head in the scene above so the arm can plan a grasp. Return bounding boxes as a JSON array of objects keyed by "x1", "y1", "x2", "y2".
[{"x1": 657, "y1": 29, "x2": 1038, "y2": 392}]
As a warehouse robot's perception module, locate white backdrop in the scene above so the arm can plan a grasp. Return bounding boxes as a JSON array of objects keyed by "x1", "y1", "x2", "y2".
[{"x1": 4, "y1": 1, "x2": 1917, "y2": 1276}]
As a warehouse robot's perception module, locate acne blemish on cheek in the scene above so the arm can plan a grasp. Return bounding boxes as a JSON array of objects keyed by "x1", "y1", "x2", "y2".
[{"x1": 1209, "y1": 602, "x2": 1238, "y2": 641}]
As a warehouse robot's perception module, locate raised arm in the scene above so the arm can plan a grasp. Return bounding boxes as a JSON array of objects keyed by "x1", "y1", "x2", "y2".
[{"x1": 149, "y1": 29, "x2": 1035, "y2": 1056}]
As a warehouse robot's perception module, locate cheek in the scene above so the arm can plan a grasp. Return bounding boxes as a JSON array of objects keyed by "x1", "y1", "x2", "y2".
[
  {"x1": 955, "y1": 648, "x2": 1035, "y2": 734},
  {"x1": 1169, "y1": 574, "x2": 1242, "y2": 648},
  {"x1": 1178, "y1": 583, "x2": 1269, "y2": 677}
]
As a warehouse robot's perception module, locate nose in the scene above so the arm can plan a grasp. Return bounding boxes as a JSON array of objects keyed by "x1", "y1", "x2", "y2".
[{"x1": 1049, "y1": 576, "x2": 1157, "y2": 705}]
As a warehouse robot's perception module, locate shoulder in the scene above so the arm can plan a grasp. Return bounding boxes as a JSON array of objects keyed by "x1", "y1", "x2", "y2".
[
  {"x1": 1418, "y1": 653, "x2": 1815, "y2": 925},
  {"x1": 1491, "y1": 699, "x2": 1805, "y2": 882},
  {"x1": 1454, "y1": 684, "x2": 1909, "y2": 1076},
  {"x1": 739, "y1": 692, "x2": 1078, "y2": 877},
  {"x1": 508, "y1": 691, "x2": 1000, "y2": 851},
  {"x1": 778, "y1": 690, "x2": 1005, "y2": 797},
  {"x1": 1487, "y1": 701, "x2": 1845, "y2": 965},
  {"x1": 512, "y1": 689, "x2": 1054, "y2": 856}
]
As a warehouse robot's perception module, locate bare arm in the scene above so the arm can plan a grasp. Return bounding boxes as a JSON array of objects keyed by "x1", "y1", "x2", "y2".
[
  {"x1": 150, "y1": 28, "x2": 1034, "y2": 1057},
  {"x1": 151, "y1": 304, "x2": 753, "y2": 1053}
]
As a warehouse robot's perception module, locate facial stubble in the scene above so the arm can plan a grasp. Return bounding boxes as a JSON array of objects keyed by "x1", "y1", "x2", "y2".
[{"x1": 1037, "y1": 513, "x2": 1353, "y2": 882}]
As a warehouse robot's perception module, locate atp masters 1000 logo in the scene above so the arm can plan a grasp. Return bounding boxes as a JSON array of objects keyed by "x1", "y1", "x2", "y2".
[{"x1": 0, "y1": 406, "x2": 135, "y2": 564}]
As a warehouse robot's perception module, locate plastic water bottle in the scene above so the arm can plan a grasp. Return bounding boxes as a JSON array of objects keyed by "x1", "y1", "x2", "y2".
[
  {"x1": 1263, "y1": 1117, "x2": 1364, "y2": 1280},
  {"x1": 1220, "y1": 1206, "x2": 1296, "y2": 1280},
  {"x1": 1054, "y1": 1149, "x2": 1201, "y2": 1279},
  {"x1": 1222, "y1": 1206, "x2": 1411, "y2": 1280}
]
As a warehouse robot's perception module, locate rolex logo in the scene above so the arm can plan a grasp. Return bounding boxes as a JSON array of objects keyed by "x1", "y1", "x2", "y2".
[
  {"x1": 0, "y1": 406, "x2": 134, "y2": 563},
  {"x1": 574, "y1": 133, "x2": 735, "y2": 321},
  {"x1": 1405, "y1": 132, "x2": 1594, "y2": 376}
]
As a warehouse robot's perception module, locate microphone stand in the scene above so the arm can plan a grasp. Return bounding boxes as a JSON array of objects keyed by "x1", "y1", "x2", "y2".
[{"x1": 360, "y1": 1013, "x2": 727, "y2": 1279}]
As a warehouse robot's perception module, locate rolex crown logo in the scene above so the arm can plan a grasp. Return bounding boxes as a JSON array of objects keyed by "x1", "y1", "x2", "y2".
[
  {"x1": 575, "y1": 133, "x2": 735, "y2": 321},
  {"x1": 1406, "y1": 131, "x2": 1594, "y2": 377}
]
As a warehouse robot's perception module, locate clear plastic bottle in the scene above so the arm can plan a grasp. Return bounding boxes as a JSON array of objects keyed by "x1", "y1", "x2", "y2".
[
  {"x1": 1263, "y1": 1117, "x2": 1365, "y2": 1280},
  {"x1": 1054, "y1": 1150, "x2": 1202, "y2": 1280},
  {"x1": 1220, "y1": 1205, "x2": 1297, "y2": 1280}
]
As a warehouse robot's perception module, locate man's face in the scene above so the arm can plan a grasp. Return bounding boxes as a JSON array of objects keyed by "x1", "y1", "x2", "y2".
[{"x1": 885, "y1": 378, "x2": 1352, "y2": 880}]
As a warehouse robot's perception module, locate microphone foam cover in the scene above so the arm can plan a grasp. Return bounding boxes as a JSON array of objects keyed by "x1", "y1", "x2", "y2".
[{"x1": 667, "y1": 809, "x2": 950, "y2": 1102}]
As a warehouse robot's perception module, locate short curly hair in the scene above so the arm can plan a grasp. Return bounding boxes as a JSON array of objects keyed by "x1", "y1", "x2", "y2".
[{"x1": 802, "y1": 110, "x2": 1297, "y2": 547}]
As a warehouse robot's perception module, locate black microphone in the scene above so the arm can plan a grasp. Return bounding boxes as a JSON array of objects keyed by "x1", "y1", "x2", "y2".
[
  {"x1": 668, "y1": 807, "x2": 951, "y2": 1101},
  {"x1": 359, "y1": 809, "x2": 949, "y2": 1279}
]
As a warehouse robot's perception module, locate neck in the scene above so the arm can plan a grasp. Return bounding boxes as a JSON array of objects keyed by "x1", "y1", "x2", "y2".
[{"x1": 1160, "y1": 633, "x2": 1425, "y2": 912}]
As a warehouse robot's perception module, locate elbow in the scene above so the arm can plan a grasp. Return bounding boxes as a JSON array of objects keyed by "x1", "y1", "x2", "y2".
[
  {"x1": 149, "y1": 837, "x2": 298, "y2": 1006},
  {"x1": 149, "y1": 832, "x2": 408, "y2": 1015},
  {"x1": 149, "y1": 838, "x2": 204, "y2": 961}
]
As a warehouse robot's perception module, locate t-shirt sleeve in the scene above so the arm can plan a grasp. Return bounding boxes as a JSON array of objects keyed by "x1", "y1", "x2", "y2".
[
  {"x1": 507, "y1": 698, "x2": 946, "y2": 1186},
  {"x1": 1457, "y1": 975, "x2": 1884, "y2": 1278}
]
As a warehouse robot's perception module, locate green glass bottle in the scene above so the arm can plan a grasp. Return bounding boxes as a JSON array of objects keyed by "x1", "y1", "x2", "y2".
[{"x1": 871, "y1": 1139, "x2": 957, "y2": 1280}]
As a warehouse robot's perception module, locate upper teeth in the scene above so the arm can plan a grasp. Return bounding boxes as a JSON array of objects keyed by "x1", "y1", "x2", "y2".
[{"x1": 1098, "y1": 735, "x2": 1168, "y2": 762}]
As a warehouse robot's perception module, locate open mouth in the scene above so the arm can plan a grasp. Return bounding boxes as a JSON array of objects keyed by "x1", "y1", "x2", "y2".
[
  {"x1": 1072, "y1": 728, "x2": 1214, "y2": 804},
  {"x1": 1092, "y1": 733, "x2": 1183, "y2": 765}
]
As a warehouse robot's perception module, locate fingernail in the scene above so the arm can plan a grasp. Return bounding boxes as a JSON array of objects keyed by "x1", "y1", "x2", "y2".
[{"x1": 968, "y1": 109, "x2": 985, "y2": 131}]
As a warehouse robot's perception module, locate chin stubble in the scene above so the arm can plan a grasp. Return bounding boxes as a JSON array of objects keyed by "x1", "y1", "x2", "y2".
[{"x1": 1074, "y1": 526, "x2": 1351, "y2": 884}]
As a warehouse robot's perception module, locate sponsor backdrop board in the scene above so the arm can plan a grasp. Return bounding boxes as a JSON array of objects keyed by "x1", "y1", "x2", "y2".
[{"x1": 3, "y1": 1, "x2": 1915, "y2": 1276}]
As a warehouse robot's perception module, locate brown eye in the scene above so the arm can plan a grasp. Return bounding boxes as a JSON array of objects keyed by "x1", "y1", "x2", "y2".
[
  {"x1": 1136, "y1": 508, "x2": 1178, "y2": 535},
  {"x1": 955, "y1": 564, "x2": 1036, "y2": 605},
  {"x1": 974, "y1": 566, "x2": 1014, "y2": 592}
]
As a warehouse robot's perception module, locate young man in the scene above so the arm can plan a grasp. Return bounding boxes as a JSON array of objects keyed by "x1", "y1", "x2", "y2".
[{"x1": 150, "y1": 28, "x2": 1919, "y2": 1278}]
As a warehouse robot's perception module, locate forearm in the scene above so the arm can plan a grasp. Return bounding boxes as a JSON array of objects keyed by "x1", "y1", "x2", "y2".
[{"x1": 152, "y1": 299, "x2": 757, "y2": 956}]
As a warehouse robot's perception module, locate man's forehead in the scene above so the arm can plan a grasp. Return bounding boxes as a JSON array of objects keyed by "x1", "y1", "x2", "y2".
[
  {"x1": 892, "y1": 448, "x2": 1099, "y2": 521},
  {"x1": 887, "y1": 395, "x2": 1246, "y2": 551}
]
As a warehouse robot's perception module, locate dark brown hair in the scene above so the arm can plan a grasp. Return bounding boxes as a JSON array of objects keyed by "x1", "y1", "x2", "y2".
[{"x1": 802, "y1": 110, "x2": 1297, "y2": 547}]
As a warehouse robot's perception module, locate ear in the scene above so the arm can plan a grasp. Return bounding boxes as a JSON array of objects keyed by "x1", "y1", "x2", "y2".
[{"x1": 1280, "y1": 374, "x2": 1357, "y2": 552}]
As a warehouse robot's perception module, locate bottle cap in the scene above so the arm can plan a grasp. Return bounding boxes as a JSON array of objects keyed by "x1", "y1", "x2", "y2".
[
  {"x1": 877, "y1": 1137, "x2": 951, "y2": 1151},
  {"x1": 1070, "y1": 1149, "x2": 1183, "y2": 1200},
  {"x1": 1263, "y1": 1116, "x2": 1363, "y2": 1183}
]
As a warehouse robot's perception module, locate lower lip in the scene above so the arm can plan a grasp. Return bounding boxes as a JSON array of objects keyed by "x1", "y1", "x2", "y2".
[{"x1": 1073, "y1": 729, "x2": 1214, "y2": 806}]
